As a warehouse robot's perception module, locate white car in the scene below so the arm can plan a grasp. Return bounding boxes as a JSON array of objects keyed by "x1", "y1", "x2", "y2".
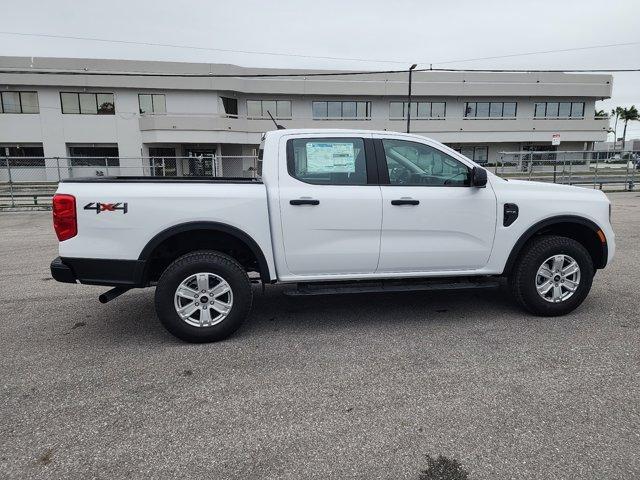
[{"x1": 51, "y1": 129, "x2": 615, "y2": 342}]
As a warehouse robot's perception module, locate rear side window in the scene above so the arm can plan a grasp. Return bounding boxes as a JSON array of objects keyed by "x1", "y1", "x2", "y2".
[{"x1": 287, "y1": 138, "x2": 368, "y2": 185}]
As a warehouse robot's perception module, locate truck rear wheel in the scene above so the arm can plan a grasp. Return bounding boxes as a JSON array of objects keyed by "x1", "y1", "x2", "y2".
[
  {"x1": 155, "y1": 251, "x2": 253, "y2": 342},
  {"x1": 510, "y1": 235, "x2": 594, "y2": 316}
]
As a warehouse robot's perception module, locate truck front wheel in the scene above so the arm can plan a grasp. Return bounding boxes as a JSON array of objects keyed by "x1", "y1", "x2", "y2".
[
  {"x1": 155, "y1": 251, "x2": 253, "y2": 342},
  {"x1": 510, "y1": 235, "x2": 594, "y2": 316}
]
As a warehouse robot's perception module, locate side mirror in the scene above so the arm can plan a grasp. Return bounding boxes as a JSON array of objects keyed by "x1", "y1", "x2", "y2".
[{"x1": 471, "y1": 167, "x2": 487, "y2": 188}]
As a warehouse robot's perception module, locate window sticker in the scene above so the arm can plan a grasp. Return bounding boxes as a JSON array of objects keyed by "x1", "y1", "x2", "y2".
[{"x1": 305, "y1": 142, "x2": 356, "y2": 173}]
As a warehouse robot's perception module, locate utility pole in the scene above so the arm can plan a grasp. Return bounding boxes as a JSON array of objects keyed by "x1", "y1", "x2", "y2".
[{"x1": 406, "y1": 64, "x2": 418, "y2": 133}]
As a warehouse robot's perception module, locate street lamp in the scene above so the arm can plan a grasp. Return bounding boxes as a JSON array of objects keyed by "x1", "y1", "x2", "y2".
[{"x1": 406, "y1": 64, "x2": 418, "y2": 133}]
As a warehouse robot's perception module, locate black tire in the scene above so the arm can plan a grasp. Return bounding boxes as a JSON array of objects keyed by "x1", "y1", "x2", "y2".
[
  {"x1": 510, "y1": 235, "x2": 594, "y2": 316},
  {"x1": 154, "y1": 250, "x2": 253, "y2": 343}
]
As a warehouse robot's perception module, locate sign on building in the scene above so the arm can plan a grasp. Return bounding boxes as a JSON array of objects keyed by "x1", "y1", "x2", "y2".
[{"x1": 551, "y1": 133, "x2": 561, "y2": 146}]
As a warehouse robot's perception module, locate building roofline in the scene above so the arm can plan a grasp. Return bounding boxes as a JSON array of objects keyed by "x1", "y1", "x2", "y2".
[{"x1": 0, "y1": 55, "x2": 613, "y2": 99}]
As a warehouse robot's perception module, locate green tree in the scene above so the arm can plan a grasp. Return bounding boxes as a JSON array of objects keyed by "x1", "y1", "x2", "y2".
[
  {"x1": 620, "y1": 105, "x2": 639, "y2": 144},
  {"x1": 611, "y1": 106, "x2": 624, "y2": 141}
]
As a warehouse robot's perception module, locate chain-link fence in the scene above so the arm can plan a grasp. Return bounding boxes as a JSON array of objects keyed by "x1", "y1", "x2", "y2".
[
  {"x1": 0, "y1": 156, "x2": 259, "y2": 208},
  {"x1": 2, "y1": 151, "x2": 639, "y2": 209},
  {"x1": 491, "y1": 150, "x2": 639, "y2": 191}
]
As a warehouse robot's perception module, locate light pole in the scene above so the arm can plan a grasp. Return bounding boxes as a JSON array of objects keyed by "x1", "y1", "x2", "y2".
[{"x1": 406, "y1": 64, "x2": 418, "y2": 133}]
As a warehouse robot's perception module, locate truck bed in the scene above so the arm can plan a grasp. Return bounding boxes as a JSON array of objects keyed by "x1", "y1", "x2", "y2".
[{"x1": 55, "y1": 179, "x2": 275, "y2": 282}]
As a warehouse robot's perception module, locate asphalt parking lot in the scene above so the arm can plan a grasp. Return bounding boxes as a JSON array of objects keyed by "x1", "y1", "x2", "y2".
[{"x1": 1, "y1": 193, "x2": 639, "y2": 480}]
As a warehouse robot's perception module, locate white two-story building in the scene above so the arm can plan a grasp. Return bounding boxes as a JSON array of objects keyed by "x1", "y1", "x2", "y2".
[{"x1": 0, "y1": 56, "x2": 611, "y2": 180}]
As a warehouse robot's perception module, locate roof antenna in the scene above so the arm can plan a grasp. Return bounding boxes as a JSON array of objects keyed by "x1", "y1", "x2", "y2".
[{"x1": 266, "y1": 110, "x2": 286, "y2": 130}]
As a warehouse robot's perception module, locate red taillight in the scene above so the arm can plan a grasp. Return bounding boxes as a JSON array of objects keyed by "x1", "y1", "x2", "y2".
[{"x1": 52, "y1": 194, "x2": 77, "y2": 241}]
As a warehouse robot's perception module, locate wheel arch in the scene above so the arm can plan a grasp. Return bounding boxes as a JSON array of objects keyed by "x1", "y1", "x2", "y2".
[
  {"x1": 139, "y1": 221, "x2": 272, "y2": 284},
  {"x1": 503, "y1": 215, "x2": 608, "y2": 275}
]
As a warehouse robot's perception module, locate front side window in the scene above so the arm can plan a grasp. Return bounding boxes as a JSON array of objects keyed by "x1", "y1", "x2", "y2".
[
  {"x1": 0, "y1": 91, "x2": 39, "y2": 114},
  {"x1": 288, "y1": 137, "x2": 368, "y2": 185},
  {"x1": 60, "y1": 92, "x2": 115, "y2": 114},
  {"x1": 246, "y1": 99, "x2": 291, "y2": 119},
  {"x1": 139, "y1": 94, "x2": 167, "y2": 114},
  {"x1": 312, "y1": 101, "x2": 371, "y2": 120},
  {"x1": 382, "y1": 139, "x2": 470, "y2": 187}
]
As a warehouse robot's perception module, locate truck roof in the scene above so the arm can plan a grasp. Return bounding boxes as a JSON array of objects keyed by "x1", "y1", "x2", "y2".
[{"x1": 264, "y1": 128, "x2": 432, "y2": 141}]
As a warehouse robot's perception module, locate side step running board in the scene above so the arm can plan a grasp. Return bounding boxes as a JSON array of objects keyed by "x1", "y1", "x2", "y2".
[{"x1": 285, "y1": 277, "x2": 501, "y2": 296}]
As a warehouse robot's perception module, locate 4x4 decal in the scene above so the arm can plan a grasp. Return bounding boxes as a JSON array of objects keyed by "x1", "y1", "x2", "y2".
[{"x1": 83, "y1": 202, "x2": 128, "y2": 214}]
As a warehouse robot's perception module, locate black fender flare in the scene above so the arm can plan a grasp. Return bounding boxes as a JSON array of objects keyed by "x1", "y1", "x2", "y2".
[
  {"x1": 139, "y1": 221, "x2": 272, "y2": 283},
  {"x1": 503, "y1": 215, "x2": 608, "y2": 275}
]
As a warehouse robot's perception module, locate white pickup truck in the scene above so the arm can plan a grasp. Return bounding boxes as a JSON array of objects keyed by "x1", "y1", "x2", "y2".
[{"x1": 51, "y1": 129, "x2": 615, "y2": 342}]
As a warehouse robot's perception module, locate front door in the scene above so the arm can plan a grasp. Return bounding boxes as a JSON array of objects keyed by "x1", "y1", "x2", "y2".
[
  {"x1": 375, "y1": 137, "x2": 497, "y2": 273},
  {"x1": 278, "y1": 135, "x2": 382, "y2": 277}
]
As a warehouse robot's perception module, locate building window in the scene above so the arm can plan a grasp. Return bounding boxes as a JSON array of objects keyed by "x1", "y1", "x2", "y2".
[
  {"x1": 68, "y1": 145, "x2": 119, "y2": 166},
  {"x1": 246, "y1": 100, "x2": 291, "y2": 119},
  {"x1": 312, "y1": 101, "x2": 371, "y2": 120},
  {"x1": 451, "y1": 145, "x2": 489, "y2": 164},
  {"x1": 0, "y1": 91, "x2": 39, "y2": 114},
  {"x1": 464, "y1": 102, "x2": 517, "y2": 119},
  {"x1": 389, "y1": 102, "x2": 446, "y2": 119},
  {"x1": 534, "y1": 102, "x2": 585, "y2": 119},
  {"x1": 0, "y1": 145, "x2": 45, "y2": 166},
  {"x1": 221, "y1": 97, "x2": 238, "y2": 117},
  {"x1": 60, "y1": 92, "x2": 115, "y2": 115},
  {"x1": 138, "y1": 94, "x2": 166, "y2": 114}
]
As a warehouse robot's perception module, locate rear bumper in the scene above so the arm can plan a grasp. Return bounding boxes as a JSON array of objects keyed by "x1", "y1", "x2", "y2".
[
  {"x1": 50, "y1": 256, "x2": 146, "y2": 287},
  {"x1": 50, "y1": 256, "x2": 77, "y2": 283}
]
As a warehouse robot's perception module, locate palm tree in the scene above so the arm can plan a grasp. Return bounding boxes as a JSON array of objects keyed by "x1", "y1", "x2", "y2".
[
  {"x1": 611, "y1": 106, "x2": 624, "y2": 141},
  {"x1": 620, "y1": 105, "x2": 640, "y2": 146}
]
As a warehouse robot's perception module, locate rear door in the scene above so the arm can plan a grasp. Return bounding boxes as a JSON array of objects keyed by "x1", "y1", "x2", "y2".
[
  {"x1": 375, "y1": 136, "x2": 497, "y2": 273},
  {"x1": 277, "y1": 134, "x2": 382, "y2": 277}
]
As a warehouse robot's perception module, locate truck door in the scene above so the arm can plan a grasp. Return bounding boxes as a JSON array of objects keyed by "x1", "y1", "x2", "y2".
[
  {"x1": 374, "y1": 136, "x2": 496, "y2": 273},
  {"x1": 277, "y1": 135, "x2": 382, "y2": 277}
]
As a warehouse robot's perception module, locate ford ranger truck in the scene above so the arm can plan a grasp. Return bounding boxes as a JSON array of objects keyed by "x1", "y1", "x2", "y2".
[{"x1": 50, "y1": 129, "x2": 615, "y2": 342}]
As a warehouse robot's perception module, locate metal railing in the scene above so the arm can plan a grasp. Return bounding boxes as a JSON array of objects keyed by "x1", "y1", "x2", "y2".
[
  {"x1": 491, "y1": 150, "x2": 639, "y2": 191},
  {"x1": 1, "y1": 150, "x2": 638, "y2": 209},
  {"x1": 0, "y1": 155, "x2": 259, "y2": 208}
]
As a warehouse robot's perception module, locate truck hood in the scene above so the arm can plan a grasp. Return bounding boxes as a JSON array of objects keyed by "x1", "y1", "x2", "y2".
[{"x1": 496, "y1": 178, "x2": 608, "y2": 199}]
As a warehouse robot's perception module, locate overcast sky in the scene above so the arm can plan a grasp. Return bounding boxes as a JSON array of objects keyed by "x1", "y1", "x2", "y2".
[{"x1": 1, "y1": 0, "x2": 639, "y2": 138}]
